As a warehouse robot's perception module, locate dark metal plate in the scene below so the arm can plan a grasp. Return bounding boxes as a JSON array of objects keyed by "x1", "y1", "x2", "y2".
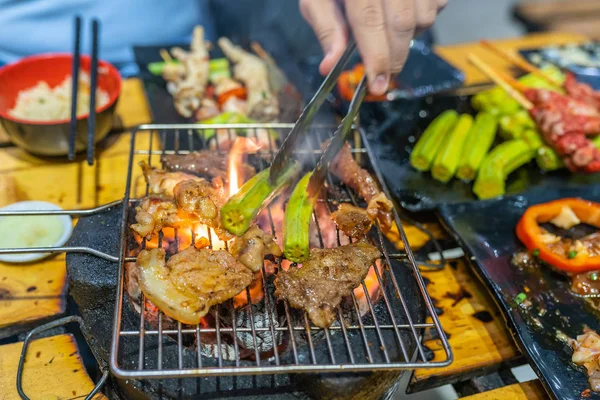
[{"x1": 438, "y1": 186, "x2": 600, "y2": 399}]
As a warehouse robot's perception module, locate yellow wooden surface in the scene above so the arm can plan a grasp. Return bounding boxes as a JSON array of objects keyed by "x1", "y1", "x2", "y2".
[
  {"x1": 435, "y1": 32, "x2": 588, "y2": 86},
  {"x1": 408, "y1": 260, "x2": 521, "y2": 392},
  {"x1": 460, "y1": 379, "x2": 547, "y2": 400},
  {"x1": 0, "y1": 333, "x2": 107, "y2": 399}
]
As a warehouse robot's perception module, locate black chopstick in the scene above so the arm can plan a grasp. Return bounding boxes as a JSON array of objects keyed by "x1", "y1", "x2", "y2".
[
  {"x1": 68, "y1": 16, "x2": 82, "y2": 161},
  {"x1": 87, "y1": 18, "x2": 99, "y2": 166}
]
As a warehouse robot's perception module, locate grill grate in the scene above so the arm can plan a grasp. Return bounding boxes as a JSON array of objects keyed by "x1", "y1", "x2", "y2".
[{"x1": 110, "y1": 123, "x2": 452, "y2": 379}]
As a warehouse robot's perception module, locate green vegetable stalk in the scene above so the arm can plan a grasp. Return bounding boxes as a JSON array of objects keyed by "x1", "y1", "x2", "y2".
[
  {"x1": 431, "y1": 114, "x2": 474, "y2": 183},
  {"x1": 536, "y1": 135, "x2": 600, "y2": 171},
  {"x1": 536, "y1": 146, "x2": 564, "y2": 171},
  {"x1": 456, "y1": 112, "x2": 497, "y2": 181},
  {"x1": 283, "y1": 172, "x2": 315, "y2": 263},
  {"x1": 198, "y1": 112, "x2": 278, "y2": 143},
  {"x1": 473, "y1": 140, "x2": 535, "y2": 200},
  {"x1": 521, "y1": 129, "x2": 544, "y2": 150},
  {"x1": 221, "y1": 165, "x2": 297, "y2": 236},
  {"x1": 410, "y1": 110, "x2": 458, "y2": 171}
]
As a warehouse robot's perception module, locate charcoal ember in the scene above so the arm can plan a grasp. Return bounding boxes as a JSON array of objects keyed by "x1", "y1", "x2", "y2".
[{"x1": 219, "y1": 274, "x2": 286, "y2": 357}]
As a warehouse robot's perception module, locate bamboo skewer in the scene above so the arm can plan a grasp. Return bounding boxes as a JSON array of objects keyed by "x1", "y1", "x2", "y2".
[
  {"x1": 159, "y1": 48, "x2": 173, "y2": 63},
  {"x1": 480, "y1": 40, "x2": 563, "y2": 87},
  {"x1": 468, "y1": 54, "x2": 534, "y2": 110}
]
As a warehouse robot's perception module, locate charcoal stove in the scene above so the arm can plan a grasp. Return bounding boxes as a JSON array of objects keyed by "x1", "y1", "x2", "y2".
[{"x1": 4, "y1": 123, "x2": 451, "y2": 400}]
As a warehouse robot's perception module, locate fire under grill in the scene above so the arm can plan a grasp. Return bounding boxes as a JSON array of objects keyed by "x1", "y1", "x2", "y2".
[{"x1": 110, "y1": 123, "x2": 452, "y2": 380}]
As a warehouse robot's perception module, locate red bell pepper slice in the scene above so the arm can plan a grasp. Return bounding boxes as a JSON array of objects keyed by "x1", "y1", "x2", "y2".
[
  {"x1": 516, "y1": 198, "x2": 600, "y2": 273},
  {"x1": 217, "y1": 87, "x2": 247, "y2": 106}
]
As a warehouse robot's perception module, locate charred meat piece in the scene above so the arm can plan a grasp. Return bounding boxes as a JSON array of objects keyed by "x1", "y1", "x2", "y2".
[
  {"x1": 275, "y1": 240, "x2": 380, "y2": 328},
  {"x1": 329, "y1": 143, "x2": 393, "y2": 231},
  {"x1": 230, "y1": 225, "x2": 282, "y2": 272},
  {"x1": 331, "y1": 204, "x2": 373, "y2": 238},
  {"x1": 131, "y1": 196, "x2": 194, "y2": 239},
  {"x1": 140, "y1": 161, "x2": 206, "y2": 196},
  {"x1": 160, "y1": 150, "x2": 256, "y2": 181},
  {"x1": 173, "y1": 178, "x2": 232, "y2": 241},
  {"x1": 569, "y1": 329, "x2": 600, "y2": 392},
  {"x1": 367, "y1": 192, "x2": 394, "y2": 232},
  {"x1": 137, "y1": 246, "x2": 253, "y2": 324}
]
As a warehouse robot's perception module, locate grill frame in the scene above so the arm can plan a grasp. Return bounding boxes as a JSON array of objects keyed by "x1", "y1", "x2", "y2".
[{"x1": 109, "y1": 123, "x2": 453, "y2": 379}]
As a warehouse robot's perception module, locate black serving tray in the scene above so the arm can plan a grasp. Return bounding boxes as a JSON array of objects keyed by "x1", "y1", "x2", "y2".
[
  {"x1": 438, "y1": 186, "x2": 600, "y2": 399},
  {"x1": 359, "y1": 94, "x2": 600, "y2": 213}
]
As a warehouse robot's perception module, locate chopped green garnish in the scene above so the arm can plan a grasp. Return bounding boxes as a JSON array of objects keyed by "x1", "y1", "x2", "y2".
[
  {"x1": 532, "y1": 248, "x2": 540, "y2": 257},
  {"x1": 590, "y1": 272, "x2": 599, "y2": 281},
  {"x1": 514, "y1": 292, "x2": 527, "y2": 305},
  {"x1": 568, "y1": 251, "x2": 577, "y2": 259}
]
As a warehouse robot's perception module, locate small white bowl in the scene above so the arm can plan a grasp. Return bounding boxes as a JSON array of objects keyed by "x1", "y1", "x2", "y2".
[{"x1": 0, "y1": 201, "x2": 73, "y2": 263}]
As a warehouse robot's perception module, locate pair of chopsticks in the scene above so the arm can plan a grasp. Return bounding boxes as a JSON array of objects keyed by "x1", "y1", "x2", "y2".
[{"x1": 68, "y1": 16, "x2": 100, "y2": 166}]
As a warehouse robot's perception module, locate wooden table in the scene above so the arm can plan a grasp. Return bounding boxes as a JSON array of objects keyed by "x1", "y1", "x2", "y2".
[{"x1": 0, "y1": 32, "x2": 587, "y2": 399}]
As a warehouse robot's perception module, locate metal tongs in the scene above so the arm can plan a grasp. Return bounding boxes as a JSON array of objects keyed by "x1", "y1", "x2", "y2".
[{"x1": 269, "y1": 38, "x2": 368, "y2": 197}]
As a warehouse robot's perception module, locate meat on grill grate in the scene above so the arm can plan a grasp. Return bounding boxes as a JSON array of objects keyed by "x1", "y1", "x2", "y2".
[{"x1": 275, "y1": 240, "x2": 381, "y2": 328}]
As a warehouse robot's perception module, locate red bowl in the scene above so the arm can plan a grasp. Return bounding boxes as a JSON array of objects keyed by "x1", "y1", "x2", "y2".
[{"x1": 0, "y1": 53, "x2": 121, "y2": 156}]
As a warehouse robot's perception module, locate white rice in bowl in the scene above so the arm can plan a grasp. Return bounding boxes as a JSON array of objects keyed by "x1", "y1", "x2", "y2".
[{"x1": 8, "y1": 70, "x2": 110, "y2": 121}]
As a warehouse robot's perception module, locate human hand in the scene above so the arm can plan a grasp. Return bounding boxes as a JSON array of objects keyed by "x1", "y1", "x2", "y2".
[{"x1": 300, "y1": 0, "x2": 447, "y2": 95}]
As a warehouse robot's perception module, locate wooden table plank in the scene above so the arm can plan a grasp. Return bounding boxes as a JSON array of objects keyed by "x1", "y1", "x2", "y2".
[
  {"x1": 460, "y1": 379, "x2": 547, "y2": 400},
  {"x1": 435, "y1": 32, "x2": 588, "y2": 86},
  {"x1": 407, "y1": 259, "x2": 522, "y2": 393},
  {"x1": 0, "y1": 333, "x2": 107, "y2": 399}
]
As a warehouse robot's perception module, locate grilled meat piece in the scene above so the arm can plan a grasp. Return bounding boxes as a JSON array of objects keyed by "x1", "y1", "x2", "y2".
[
  {"x1": 230, "y1": 225, "x2": 282, "y2": 272},
  {"x1": 331, "y1": 204, "x2": 373, "y2": 238},
  {"x1": 173, "y1": 178, "x2": 232, "y2": 241},
  {"x1": 275, "y1": 240, "x2": 380, "y2": 328},
  {"x1": 526, "y1": 88, "x2": 600, "y2": 172},
  {"x1": 569, "y1": 329, "x2": 600, "y2": 392},
  {"x1": 131, "y1": 196, "x2": 194, "y2": 239},
  {"x1": 137, "y1": 246, "x2": 253, "y2": 324},
  {"x1": 564, "y1": 72, "x2": 600, "y2": 112},
  {"x1": 329, "y1": 143, "x2": 393, "y2": 231},
  {"x1": 140, "y1": 161, "x2": 206, "y2": 196},
  {"x1": 367, "y1": 193, "x2": 394, "y2": 232},
  {"x1": 160, "y1": 150, "x2": 256, "y2": 181}
]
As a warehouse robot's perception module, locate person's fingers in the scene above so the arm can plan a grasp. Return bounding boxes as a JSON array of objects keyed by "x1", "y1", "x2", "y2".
[
  {"x1": 299, "y1": 0, "x2": 348, "y2": 75},
  {"x1": 346, "y1": 0, "x2": 391, "y2": 95},
  {"x1": 415, "y1": 0, "x2": 438, "y2": 30},
  {"x1": 382, "y1": 0, "x2": 416, "y2": 74},
  {"x1": 435, "y1": 0, "x2": 449, "y2": 11}
]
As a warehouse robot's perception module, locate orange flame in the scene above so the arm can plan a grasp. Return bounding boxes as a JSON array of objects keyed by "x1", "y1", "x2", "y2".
[{"x1": 228, "y1": 137, "x2": 262, "y2": 196}]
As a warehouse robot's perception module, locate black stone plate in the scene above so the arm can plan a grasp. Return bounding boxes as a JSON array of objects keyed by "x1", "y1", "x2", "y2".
[
  {"x1": 357, "y1": 94, "x2": 600, "y2": 213},
  {"x1": 438, "y1": 185, "x2": 600, "y2": 399}
]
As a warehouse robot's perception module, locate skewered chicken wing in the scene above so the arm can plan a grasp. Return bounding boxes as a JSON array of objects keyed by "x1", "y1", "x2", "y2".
[
  {"x1": 169, "y1": 26, "x2": 210, "y2": 118},
  {"x1": 137, "y1": 247, "x2": 253, "y2": 324},
  {"x1": 218, "y1": 38, "x2": 279, "y2": 121}
]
